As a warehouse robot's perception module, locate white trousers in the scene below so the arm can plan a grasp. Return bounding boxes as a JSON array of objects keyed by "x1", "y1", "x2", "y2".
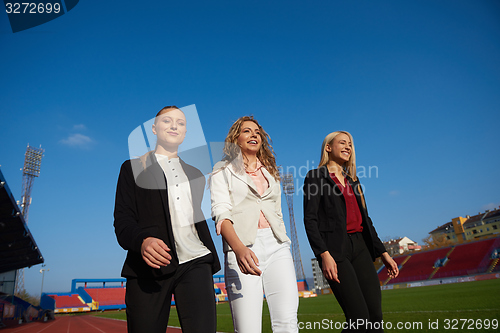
[{"x1": 225, "y1": 228, "x2": 299, "y2": 333}]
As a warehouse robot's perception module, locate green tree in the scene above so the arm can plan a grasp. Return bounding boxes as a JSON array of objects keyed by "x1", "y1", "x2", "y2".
[{"x1": 15, "y1": 289, "x2": 40, "y2": 306}]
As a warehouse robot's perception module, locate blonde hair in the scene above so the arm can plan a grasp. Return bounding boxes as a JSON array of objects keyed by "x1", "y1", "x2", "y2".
[
  {"x1": 139, "y1": 106, "x2": 183, "y2": 169},
  {"x1": 222, "y1": 116, "x2": 280, "y2": 181},
  {"x1": 318, "y1": 131, "x2": 357, "y2": 181}
]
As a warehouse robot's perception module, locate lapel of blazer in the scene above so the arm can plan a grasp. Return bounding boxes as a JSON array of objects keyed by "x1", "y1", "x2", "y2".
[
  {"x1": 179, "y1": 158, "x2": 194, "y2": 186},
  {"x1": 320, "y1": 165, "x2": 336, "y2": 187},
  {"x1": 348, "y1": 177, "x2": 368, "y2": 214},
  {"x1": 226, "y1": 161, "x2": 260, "y2": 195},
  {"x1": 319, "y1": 165, "x2": 345, "y2": 201},
  {"x1": 147, "y1": 153, "x2": 167, "y2": 190},
  {"x1": 261, "y1": 166, "x2": 276, "y2": 197}
]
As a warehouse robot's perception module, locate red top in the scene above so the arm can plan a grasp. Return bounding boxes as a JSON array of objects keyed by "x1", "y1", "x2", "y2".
[{"x1": 330, "y1": 173, "x2": 363, "y2": 233}]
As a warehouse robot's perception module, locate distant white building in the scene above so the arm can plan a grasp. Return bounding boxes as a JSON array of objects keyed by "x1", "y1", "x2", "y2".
[
  {"x1": 311, "y1": 258, "x2": 330, "y2": 291},
  {"x1": 383, "y1": 237, "x2": 421, "y2": 255}
]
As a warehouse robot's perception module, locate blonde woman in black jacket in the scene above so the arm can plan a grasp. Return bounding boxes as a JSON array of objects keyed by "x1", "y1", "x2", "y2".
[{"x1": 303, "y1": 131, "x2": 398, "y2": 333}]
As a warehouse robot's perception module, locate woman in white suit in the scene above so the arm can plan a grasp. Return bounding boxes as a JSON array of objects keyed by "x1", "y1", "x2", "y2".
[{"x1": 210, "y1": 116, "x2": 299, "y2": 333}]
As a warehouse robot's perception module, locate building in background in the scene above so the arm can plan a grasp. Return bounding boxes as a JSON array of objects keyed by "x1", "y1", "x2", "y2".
[
  {"x1": 310, "y1": 258, "x2": 330, "y2": 292},
  {"x1": 429, "y1": 208, "x2": 500, "y2": 243},
  {"x1": 383, "y1": 237, "x2": 421, "y2": 256}
]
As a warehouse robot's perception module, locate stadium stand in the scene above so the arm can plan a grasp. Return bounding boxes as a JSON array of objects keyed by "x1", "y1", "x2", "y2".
[
  {"x1": 378, "y1": 255, "x2": 409, "y2": 285},
  {"x1": 433, "y1": 238, "x2": 496, "y2": 279},
  {"x1": 0, "y1": 168, "x2": 46, "y2": 328},
  {"x1": 485, "y1": 238, "x2": 500, "y2": 273},
  {"x1": 43, "y1": 294, "x2": 89, "y2": 313},
  {"x1": 382, "y1": 235, "x2": 500, "y2": 285},
  {"x1": 1, "y1": 292, "x2": 50, "y2": 326},
  {"x1": 214, "y1": 275, "x2": 228, "y2": 302},
  {"x1": 84, "y1": 287, "x2": 125, "y2": 309},
  {"x1": 490, "y1": 258, "x2": 500, "y2": 272},
  {"x1": 73, "y1": 279, "x2": 125, "y2": 310},
  {"x1": 386, "y1": 247, "x2": 451, "y2": 284},
  {"x1": 214, "y1": 284, "x2": 227, "y2": 302}
]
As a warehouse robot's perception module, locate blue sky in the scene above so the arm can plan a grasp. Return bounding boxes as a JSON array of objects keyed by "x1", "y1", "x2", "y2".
[{"x1": 1, "y1": 0, "x2": 499, "y2": 296}]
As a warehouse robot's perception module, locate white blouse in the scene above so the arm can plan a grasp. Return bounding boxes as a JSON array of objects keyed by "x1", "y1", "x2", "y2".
[{"x1": 156, "y1": 154, "x2": 210, "y2": 264}]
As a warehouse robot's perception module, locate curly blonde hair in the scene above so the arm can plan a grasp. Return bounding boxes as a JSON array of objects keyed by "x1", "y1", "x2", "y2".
[{"x1": 222, "y1": 116, "x2": 280, "y2": 181}]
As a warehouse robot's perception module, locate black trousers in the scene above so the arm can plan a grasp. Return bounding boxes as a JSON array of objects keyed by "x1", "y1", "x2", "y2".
[
  {"x1": 125, "y1": 254, "x2": 216, "y2": 333},
  {"x1": 324, "y1": 233, "x2": 383, "y2": 333}
]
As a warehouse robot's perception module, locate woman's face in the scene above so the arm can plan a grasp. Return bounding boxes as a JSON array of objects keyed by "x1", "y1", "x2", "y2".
[
  {"x1": 152, "y1": 109, "x2": 187, "y2": 149},
  {"x1": 237, "y1": 121, "x2": 262, "y2": 156},
  {"x1": 326, "y1": 133, "x2": 352, "y2": 165}
]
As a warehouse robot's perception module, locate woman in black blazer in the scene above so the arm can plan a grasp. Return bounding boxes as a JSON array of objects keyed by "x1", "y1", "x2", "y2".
[
  {"x1": 303, "y1": 131, "x2": 398, "y2": 333},
  {"x1": 114, "y1": 106, "x2": 220, "y2": 333}
]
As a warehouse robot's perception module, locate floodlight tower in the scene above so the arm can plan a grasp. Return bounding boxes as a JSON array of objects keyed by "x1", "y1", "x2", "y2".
[
  {"x1": 15, "y1": 144, "x2": 44, "y2": 295},
  {"x1": 20, "y1": 145, "x2": 44, "y2": 221},
  {"x1": 281, "y1": 172, "x2": 306, "y2": 282}
]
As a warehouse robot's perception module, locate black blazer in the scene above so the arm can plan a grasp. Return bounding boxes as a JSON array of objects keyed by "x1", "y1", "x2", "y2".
[
  {"x1": 303, "y1": 166, "x2": 386, "y2": 262},
  {"x1": 114, "y1": 154, "x2": 221, "y2": 279}
]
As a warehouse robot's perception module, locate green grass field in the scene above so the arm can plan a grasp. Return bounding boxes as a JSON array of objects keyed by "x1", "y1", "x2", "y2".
[{"x1": 94, "y1": 278, "x2": 500, "y2": 332}]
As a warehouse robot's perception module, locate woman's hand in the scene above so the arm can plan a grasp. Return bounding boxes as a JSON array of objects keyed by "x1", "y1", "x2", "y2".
[
  {"x1": 141, "y1": 237, "x2": 172, "y2": 269},
  {"x1": 233, "y1": 244, "x2": 262, "y2": 276},
  {"x1": 219, "y1": 219, "x2": 262, "y2": 276},
  {"x1": 321, "y1": 251, "x2": 340, "y2": 283},
  {"x1": 381, "y1": 252, "x2": 399, "y2": 278}
]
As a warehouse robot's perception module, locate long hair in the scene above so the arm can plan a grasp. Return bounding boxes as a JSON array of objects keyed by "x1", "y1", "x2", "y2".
[
  {"x1": 222, "y1": 116, "x2": 280, "y2": 181},
  {"x1": 139, "y1": 106, "x2": 182, "y2": 169},
  {"x1": 318, "y1": 131, "x2": 357, "y2": 181}
]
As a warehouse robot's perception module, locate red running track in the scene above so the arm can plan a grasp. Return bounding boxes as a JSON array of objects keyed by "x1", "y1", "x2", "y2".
[{"x1": 1, "y1": 315, "x2": 182, "y2": 333}]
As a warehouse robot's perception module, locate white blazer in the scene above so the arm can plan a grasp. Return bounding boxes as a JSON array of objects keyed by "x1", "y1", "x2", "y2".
[{"x1": 210, "y1": 160, "x2": 290, "y2": 252}]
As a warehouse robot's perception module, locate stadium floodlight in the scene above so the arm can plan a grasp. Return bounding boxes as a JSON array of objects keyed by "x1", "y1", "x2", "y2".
[
  {"x1": 20, "y1": 145, "x2": 44, "y2": 222},
  {"x1": 15, "y1": 144, "x2": 44, "y2": 295}
]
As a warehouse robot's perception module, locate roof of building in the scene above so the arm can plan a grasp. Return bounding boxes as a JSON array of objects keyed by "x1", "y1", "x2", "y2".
[
  {"x1": 0, "y1": 168, "x2": 44, "y2": 274},
  {"x1": 463, "y1": 213, "x2": 484, "y2": 227},
  {"x1": 484, "y1": 209, "x2": 500, "y2": 220},
  {"x1": 430, "y1": 207, "x2": 500, "y2": 234},
  {"x1": 384, "y1": 237, "x2": 403, "y2": 245},
  {"x1": 384, "y1": 236, "x2": 417, "y2": 245},
  {"x1": 429, "y1": 222, "x2": 453, "y2": 234},
  {"x1": 463, "y1": 209, "x2": 500, "y2": 228}
]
